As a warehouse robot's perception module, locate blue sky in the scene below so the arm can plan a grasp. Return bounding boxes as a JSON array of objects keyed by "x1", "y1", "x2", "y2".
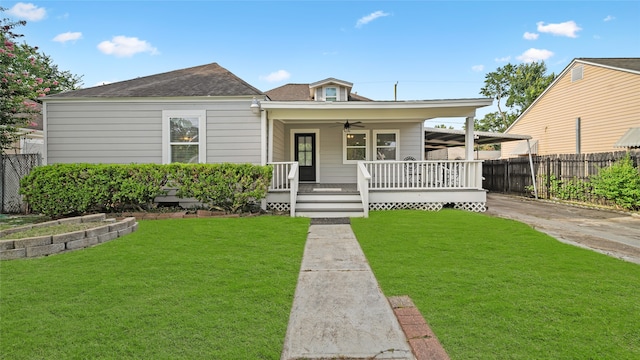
[{"x1": 4, "y1": 0, "x2": 639, "y2": 127}]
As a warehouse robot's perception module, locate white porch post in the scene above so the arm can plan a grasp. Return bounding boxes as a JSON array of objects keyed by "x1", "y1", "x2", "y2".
[
  {"x1": 260, "y1": 110, "x2": 267, "y2": 165},
  {"x1": 268, "y1": 117, "x2": 274, "y2": 163},
  {"x1": 465, "y1": 116, "x2": 475, "y2": 160}
]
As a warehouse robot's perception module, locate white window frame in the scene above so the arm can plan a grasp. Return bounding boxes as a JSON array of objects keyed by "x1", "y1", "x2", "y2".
[
  {"x1": 343, "y1": 129, "x2": 369, "y2": 164},
  {"x1": 324, "y1": 86, "x2": 338, "y2": 102},
  {"x1": 373, "y1": 130, "x2": 400, "y2": 161},
  {"x1": 162, "y1": 110, "x2": 207, "y2": 164}
]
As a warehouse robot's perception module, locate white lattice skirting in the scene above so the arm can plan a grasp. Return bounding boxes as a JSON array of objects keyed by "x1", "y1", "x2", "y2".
[
  {"x1": 453, "y1": 202, "x2": 487, "y2": 212},
  {"x1": 370, "y1": 202, "x2": 486, "y2": 213},
  {"x1": 267, "y1": 203, "x2": 290, "y2": 212}
]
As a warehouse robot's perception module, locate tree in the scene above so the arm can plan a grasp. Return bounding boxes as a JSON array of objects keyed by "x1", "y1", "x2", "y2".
[
  {"x1": 476, "y1": 62, "x2": 555, "y2": 132},
  {"x1": 1, "y1": 7, "x2": 82, "y2": 153}
]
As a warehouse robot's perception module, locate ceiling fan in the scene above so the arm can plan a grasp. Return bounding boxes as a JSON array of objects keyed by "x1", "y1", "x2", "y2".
[{"x1": 333, "y1": 120, "x2": 364, "y2": 131}]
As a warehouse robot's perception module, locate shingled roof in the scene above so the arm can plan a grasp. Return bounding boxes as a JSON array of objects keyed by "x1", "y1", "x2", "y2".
[
  {"x1": 47, "y1": 63, "x2": 264, "y2": 98},
  {"x1": 577, "y1": 58, "x2": 640, "y2": 73},
  {"x1": 265, "y1": 83, "x2": 372, "y2": 101}
]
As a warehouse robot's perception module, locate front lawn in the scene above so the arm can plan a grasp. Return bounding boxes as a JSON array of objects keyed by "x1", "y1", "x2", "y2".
[
  {"x1": 1, "y1": 216, "x2": 309, "y2": 359},
  {"x1": 352, "y1": 210, "x2": 640, "y2": 359}
]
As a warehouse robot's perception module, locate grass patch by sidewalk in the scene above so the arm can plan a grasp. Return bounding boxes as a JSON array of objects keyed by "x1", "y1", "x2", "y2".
[
  {"x1": 1, "y1": 216, "x2": 309, "y2": 359},
  {"x1": 352, "y1": 210, "x2": 640, "y2": 359}
]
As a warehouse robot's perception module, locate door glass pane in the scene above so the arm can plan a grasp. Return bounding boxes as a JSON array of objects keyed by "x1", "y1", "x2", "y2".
[
  {"x1": 171, "y1": 144, "x2": 199, "y2": 163},
  {"x1": 170, "y1": 117, "x2": 199, "y2": 142},
  {"x1": 297, "y1": 135, "x2": 313, "y2": 166}
]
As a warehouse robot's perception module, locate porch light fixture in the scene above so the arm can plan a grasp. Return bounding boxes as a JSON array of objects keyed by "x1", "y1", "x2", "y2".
[{"x1": 250, "y1": 97, "x2": 261, "y2": 114}]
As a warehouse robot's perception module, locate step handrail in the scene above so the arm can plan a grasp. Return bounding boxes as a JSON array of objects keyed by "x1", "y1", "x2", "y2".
[{"x1": 357, "y1": 161, "x2": 371, "y2": 218}]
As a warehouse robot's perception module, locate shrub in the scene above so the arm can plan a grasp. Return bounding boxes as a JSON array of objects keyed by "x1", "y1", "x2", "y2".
[
  {"x1": 171, "y1": 163, "x2": 272, "y2": 213},
  {"x1": 590, "y1": 154, "x2": 640, "y2": 211},
  {"x1": 20, "y1": 163, "x2": 273, "y2": 218}
]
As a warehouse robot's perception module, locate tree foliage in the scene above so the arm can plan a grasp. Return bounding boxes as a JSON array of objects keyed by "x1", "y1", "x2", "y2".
[
  {"x1": 1, "y1": 7, "x2": 82, "y2": 153},
  {"x1": 476, "y1": 62, "x2": 555, "y2": 132}
]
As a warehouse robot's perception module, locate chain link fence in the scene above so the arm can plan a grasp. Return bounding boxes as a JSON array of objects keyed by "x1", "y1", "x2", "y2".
[{"x1": 1, "y1": 154, "x2": 41, "y2": 214}]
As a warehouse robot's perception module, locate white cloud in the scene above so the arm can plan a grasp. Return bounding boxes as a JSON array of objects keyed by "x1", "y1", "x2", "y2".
[
  {"x1": 603, "y1": 15, "x2": 615, "y2": 22},
  {"x1": 97, "y1": 36, "x2": 159, "y2": 57},
  {"x1": 471, "y1": 65, "x2": 484, "y2": 72},
  {"x1": 7, "y1": 2, "x2": 46, "y2": 21},
  {"x1": 536, "y1": 21, "x2": 582, "y2": 38},
  {"x1": 260, "y1": 70, "x2": 291, "y2": 83},
  {"x1": 356, "y1": 10, "x2": 390, "y2": 28},
  {"x1": 495, "y1": 56, "x2": 511, "y2": 62},
  {"x1": 53, "y1": 32, "x2": 82, "y2": 43},
  {"x1": 517, "y1": 48, "x2": 554, "y2": 63},
  {"x1": 523, "y1": 32, "x2": 539, "y2": 40}
]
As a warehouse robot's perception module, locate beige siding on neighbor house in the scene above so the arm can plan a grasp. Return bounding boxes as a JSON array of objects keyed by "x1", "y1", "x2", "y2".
[
  {"x1": 503, "y1": 63, "x2": 640, "y2": 157},
  {"x1": 281, "y1": 122, "x2": 422, "y2": 183},
  {"x1": 46, "y1": 100, "x2": 262, "y2": 164}
]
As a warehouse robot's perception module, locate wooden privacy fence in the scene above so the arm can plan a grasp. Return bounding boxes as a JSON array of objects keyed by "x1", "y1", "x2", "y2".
[{"x1": 483, "y1": 150, "x2": 640, "y2": 203}]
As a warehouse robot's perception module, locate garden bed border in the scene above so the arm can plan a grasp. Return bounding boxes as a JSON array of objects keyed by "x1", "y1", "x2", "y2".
[{"x1": 0, "y1": 214, "x2": 137, "y2": 260}]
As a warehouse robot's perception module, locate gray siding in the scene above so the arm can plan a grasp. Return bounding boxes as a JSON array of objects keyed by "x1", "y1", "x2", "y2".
[
  {"x1": 282, "y1": 122, "x2": 422, "y2": 183},
  {"x1": 45, "y1": 100, "x2": 261, "y2": 164},
  {"x1": 271, "y1": 120, "x2": 285, "y2": 162}
]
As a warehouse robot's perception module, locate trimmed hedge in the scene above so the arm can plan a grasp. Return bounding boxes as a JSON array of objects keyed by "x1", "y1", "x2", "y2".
[{"x1": 19, "y1": 163, "x2": 272, "y2": 218}]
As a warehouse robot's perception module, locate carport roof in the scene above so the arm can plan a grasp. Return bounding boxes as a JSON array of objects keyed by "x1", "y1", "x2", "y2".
[{"x1": 424, "y1": 127, "x2": 531, "y2": 150}]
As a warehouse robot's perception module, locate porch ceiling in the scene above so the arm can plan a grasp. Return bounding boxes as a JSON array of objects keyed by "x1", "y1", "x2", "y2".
[{"x1": 261, "y1": 98, "x2": 493, "y2": 121}]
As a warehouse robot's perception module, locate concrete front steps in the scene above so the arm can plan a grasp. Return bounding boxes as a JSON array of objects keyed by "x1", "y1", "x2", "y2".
[{"x1": 295, "y1": 192, "x2": 365, "y2": 218}]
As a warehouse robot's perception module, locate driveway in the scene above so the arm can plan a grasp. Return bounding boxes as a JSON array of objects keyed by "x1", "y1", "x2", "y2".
[{"x1": 485, "y1": 193, "x2": 640, "y2": 265}]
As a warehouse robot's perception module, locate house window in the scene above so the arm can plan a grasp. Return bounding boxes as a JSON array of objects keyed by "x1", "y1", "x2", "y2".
[
  {"x1": 343, "y1": 130, "x2": 369, "y2": 164},
  {"x1": 162, "y1": 110, "x2": 206, "y2": 164},
  {"x1": 325, "y1": 87, "x2": 337, "y2": 102},
  {"x1": 373, "y1": 130, "x2": 399, "y2": 160},
  {"x1": 571, "y1": 65, "x2": 583, "y2": 82}
]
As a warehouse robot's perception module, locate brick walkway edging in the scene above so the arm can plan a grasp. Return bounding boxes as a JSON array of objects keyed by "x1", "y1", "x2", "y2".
[
  {"x1": 388, "y1": 295, "x2": 451, "y2": 360},
  {"x1": 0, "y1": 214, "x2": 137, "y2": 260}
]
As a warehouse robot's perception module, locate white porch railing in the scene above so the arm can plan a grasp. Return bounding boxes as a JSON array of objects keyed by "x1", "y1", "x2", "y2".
[
  {"x1": 269, "y1": 162, "x2": 297, "y2": 191},
  {"x1": 363, "y1": 160, "x2": 483, "y2": 190},
  {"x1": 268, "y1": 162, "x2": 299, "y2": 216},
  {"x1": 356, "y1": 162, "x2": 371, "y2": 218}
]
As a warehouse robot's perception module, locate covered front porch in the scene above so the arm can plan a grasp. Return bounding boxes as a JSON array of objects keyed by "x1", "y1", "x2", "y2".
[{"x1": 266, "y1": 159, "x2": 486, "y2": 217}]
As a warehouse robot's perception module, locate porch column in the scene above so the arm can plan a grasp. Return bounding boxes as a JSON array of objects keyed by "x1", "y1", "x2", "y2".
[
  {"x1": 260, "y1": 110, "x2": 267, "y2": 165},
  {"x1": 465, "y1": 116, "x2": 475, "y2": 160}
]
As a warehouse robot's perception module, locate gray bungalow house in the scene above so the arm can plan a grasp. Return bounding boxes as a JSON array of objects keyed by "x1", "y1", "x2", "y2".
[{"x1": 42, "y1": 63, "x2": 493, "y2": 217}]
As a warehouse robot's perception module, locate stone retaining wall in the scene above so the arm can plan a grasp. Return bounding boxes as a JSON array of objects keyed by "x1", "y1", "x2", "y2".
[{"x1": 0, "y1": 214, "x2": 138, "y2": 260}]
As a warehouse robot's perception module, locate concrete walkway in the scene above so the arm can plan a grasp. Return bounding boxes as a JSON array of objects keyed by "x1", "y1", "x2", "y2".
[{"x1": 281, "y1": 223, "x2": 415, "y2": 360}]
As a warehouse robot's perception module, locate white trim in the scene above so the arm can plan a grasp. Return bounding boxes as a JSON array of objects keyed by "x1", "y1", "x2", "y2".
[
  {"x1": 372, "y1": 129, "x2": 400, "y2": 161},
  {"x1": 261, "y1": 98, "x2": 493, "y2": 110},
  {"x1": 162, "y1": 110, "x2": 207, "y2": 164},
  {"x1": 343, "y1": 129, "x2": 370, "y2": 164},
  {"x1": 42, "y1": 102, "x2": 48, "y2": 165},
  {"x1": 42, "y1": 95, "x2": 263, "y2": 104},
  {"x1": 290, "y1": 129, "x2": 320, "y2": 182}
]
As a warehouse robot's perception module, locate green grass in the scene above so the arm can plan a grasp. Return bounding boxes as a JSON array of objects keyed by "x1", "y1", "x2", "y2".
[
  {"x1": 1, "y1": 223, "x2": 100, "y2": 239},
  {"x1": 0, "y1": 216, "x2": 309, "y2": 359},
  {"x1": 352, "y1": 210, "x2": 640, "y2": 360}
]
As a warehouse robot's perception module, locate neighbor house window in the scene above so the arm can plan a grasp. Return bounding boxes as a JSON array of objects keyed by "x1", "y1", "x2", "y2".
[
  {"x1": 162, "y1": 110, "x2": 206, "y2": 164},
  {"x1": 325, "y1": 87, "x2": 337, "y2": 102},
  {"x1": 343, "y1": 130, "x2": 369, "y2": 164},
  {"x1": 373, "y1": 130, "x2": 399, "y2": 160}
]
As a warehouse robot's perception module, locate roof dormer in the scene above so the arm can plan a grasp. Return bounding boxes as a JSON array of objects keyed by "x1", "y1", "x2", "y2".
[{"x1": 309, "y1": 78, "x2": 353, "y2": 102}]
